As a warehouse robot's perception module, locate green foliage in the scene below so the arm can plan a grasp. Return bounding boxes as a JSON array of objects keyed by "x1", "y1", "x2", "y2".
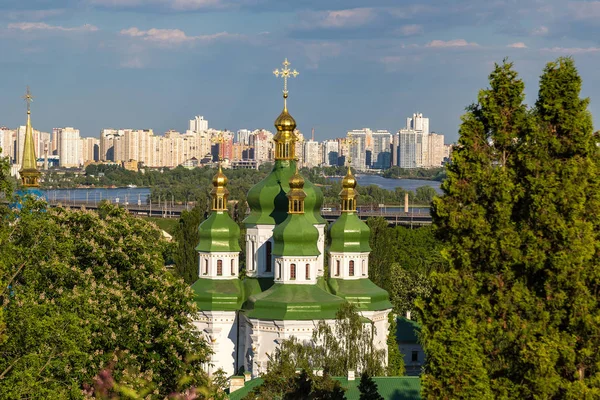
[
  {"x1": 0, "y1": 201, "x2": 209, "y2": 398},
  {"x1": 358, "y1": 372, "x2": 384, "y2": 400},
  {"x1": 367, "y1": 218, "x2": 446, "y2": 316},
  {"x1": 386, "y1": 314, "x2": 404, "y2": 376},
  {"x1": 418, "y1": 57, "x2": 600, "y2": 398},
  {"x1": 173, "y1": 204, "x2": 207, "y2": 284}
]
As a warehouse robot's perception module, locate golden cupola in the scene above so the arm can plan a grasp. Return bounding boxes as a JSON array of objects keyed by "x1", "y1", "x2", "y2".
[
  {"x1": 211, "y1": 164, "x2": 229, "y2": 211},
  {"x1": 340, "y1": 166, "x2": 358, "y2": 212},
  {"x1": 287, "y1": 167, "x2": 306, "y2": 214},
  {"x1": 273, "y1": 58, "x2": 299, "y2": 161}
]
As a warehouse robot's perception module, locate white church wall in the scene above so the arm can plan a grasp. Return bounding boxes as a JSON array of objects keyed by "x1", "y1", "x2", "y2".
[
  {"x1": 245, "y1": 225, "x2": 275, "y2": 278},
  {"x1": 194, "y1": 310, "x2": 239, "y2": 377}
]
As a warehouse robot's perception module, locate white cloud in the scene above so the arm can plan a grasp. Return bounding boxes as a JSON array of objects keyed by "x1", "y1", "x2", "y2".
[
  {"x1": 541, "y1": 47, "x2": 600, "y2": 54},
  {"x1": 426, "y1": 39, "x2": 479, "y2": 48},
  {"x1": 531, "y1": 26, "x2": 548, "y2": 36},
  {"x1": 397, "y1": 24, "x2": 423, "y2": 36},
  {"x1": 8, "y1": 22, "x2": 98, "y2": 32},
  {"x1": 90, "y1": 0, "x2": 231, "y2": 10},
  {"x1": 507, "y1": 42, "x2": 527, "y2": 48},
  {"x1": 120, "y1": 27, "x2": 242, "y2": 45}
]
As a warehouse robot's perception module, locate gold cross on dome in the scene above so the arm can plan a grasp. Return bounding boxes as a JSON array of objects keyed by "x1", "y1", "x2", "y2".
[
  {"x1": 344, "y1": 136, "x2": 359, "y2": 166},
  {"x1": 273, "y1": 58, "x2": 299, "y2": 108},
  {"x1": 211, "y1": 131, "x2": 227, "y2": 161},
  {"x1": 22, "y1": 86, "x2": 34, "y2": 113}
]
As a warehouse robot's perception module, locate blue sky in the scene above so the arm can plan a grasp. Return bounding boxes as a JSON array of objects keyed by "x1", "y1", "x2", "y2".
[{"x1": 1, "y1": 0, "x2": 600, "y2": 142}]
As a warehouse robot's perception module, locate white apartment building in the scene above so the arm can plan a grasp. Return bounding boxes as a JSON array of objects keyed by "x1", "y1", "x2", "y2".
[
  {"x1": 347, "y1": 129, "x2": 368, "y2": 170},
  {"x1": 0, "y1": 128, "x2": 16, "y2": 162},
  {"x1": 236, "y1": 129, "x2": 252, "y2": 145},
  {"x1": 81, "y1": 137, "x2": 99, "y2": 163},
  {"x1": 56, "y1": 127, "x2": 82, "y2": 167},
  {"x1": 406, "y1": 113, "x2": 429, "y2": 135},
  {"x1": 251, "y1": 129, "x2": 274, "y2": 164},
  {"x1": 189, "y1": 116, "x2": 208, "y2": 132},
  {"x1": 322, "y1": 140, "x2": 339, "y2": 166},
  {"x1": 303, "y1": 140, "x2": 321, "y2": 168},
  {"x1": 100, "y1": 129, "x2": 125, "y2": 161},
  {"x1": 428, "y1": 133, "x2": 445, "y2": 167},
  {"x1": 371, "y1": 130, "x2": 392, "y2": 169}
]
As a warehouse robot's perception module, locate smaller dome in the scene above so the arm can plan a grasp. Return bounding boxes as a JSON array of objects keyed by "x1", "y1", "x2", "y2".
[
  {"x1": 289, "y1": 170, "x2": 305, "y2": 189},
  {"x1": 275, "y1": 109, "x2": 297, "y2": 132},
  {"x1": 342, "y1": 167, "x2": 357, "y2": 189},
  {"x1": 212, "y1": 166, "x2": 228, "y2": 188}
]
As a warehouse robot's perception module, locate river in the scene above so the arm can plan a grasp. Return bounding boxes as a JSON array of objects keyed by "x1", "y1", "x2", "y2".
[{"x1": 41, "y1": 176, "x2": 441, "y2": 204}]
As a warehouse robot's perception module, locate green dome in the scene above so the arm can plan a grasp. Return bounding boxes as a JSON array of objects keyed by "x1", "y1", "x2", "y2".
[
  {"x1": 273, "y1": 214, "x2": 320, "y2": 257},
  {"x1": 196, "y1": 211, "x2": 241, "y2": 253},
  {"x1": 328, "y1": 212, "x2": 371, "y2": 253},
  {"x1": 244, "y1": 159, "x2": 325, "y2": 225}
]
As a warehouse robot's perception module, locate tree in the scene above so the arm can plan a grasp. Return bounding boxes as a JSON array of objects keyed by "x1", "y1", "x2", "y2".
[
  {"x1": 0, "y1": 201, "x2": 209, "y2": 398},
  {"x1": 385, "y1": 314, "x2": 404, "y2": 376},
  {"x1": 418, "y1": 58, "x2": 600, "y2": 398},
  {"x1": 358, "y1": 372, "x2": 383, "y2": 400},
  {"x1": 173, "y1": 203, "x2": 207, "y2": 284}
]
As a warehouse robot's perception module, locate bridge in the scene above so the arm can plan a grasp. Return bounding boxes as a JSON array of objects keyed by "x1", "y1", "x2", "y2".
[{"x1": 41, "y1": 199, "x2": 431, "y2": 227}]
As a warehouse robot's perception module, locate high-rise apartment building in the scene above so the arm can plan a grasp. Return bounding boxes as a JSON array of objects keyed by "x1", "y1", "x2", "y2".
[
  {"x1": 303, "y1": 139, "x2": 321, "y2": 168},
  {"x1": 406, "y1": 113, "x2": 429, "y2": 135},
  {"x1": 189, "y1": 116, "x2": 208, "y2": 132},
  {"x1": 347, "y1": 129, "x2": 368, "y2": 170},
  {"x1": 251, "y1": 129, "x2": 274, "y2": 164},
  {"x1": 236, "y1": 129, "x2": 252, "y2": 145},
  {"x1": 322, "y1": 140, "x2": 339, "y2": 166},
  {"x1": 81, "y1": 137, "x2": 100, "y2": 163},
  {"x1": 56, "y1": 127, "x2": 82, "y2": 167},
  {"x1": 100, "y1": 129, "x2": 125, "y2": 161},
  {"x1": 0, "y1": 128, "x2": 15, "y2": 162},
  {"x1": 428, "y1": 133, "x2": 445, "y2": 167},
  {"x1": 371, "y1": 130, "x2": 392, "y2": 169}
]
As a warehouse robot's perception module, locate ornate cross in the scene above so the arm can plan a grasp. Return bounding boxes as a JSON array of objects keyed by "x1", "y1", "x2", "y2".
[
  {"x1": 23, "y1": 86, "x2": 34, "y2": 113},
  {"x1": 273, "y1": 58, "x2": 299, "y2": 108},
  {"x1": 211, "y1": 131, "x2": 227, "y2": 161},
  {"x1": 344, "y1": 137, "x2": 359, "y2": 166}
]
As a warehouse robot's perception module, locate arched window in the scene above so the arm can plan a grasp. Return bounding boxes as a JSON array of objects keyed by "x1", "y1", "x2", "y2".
[
  {"x1": 217, "y1": 260, "x2": 223, "y2": 276},
  {"x1": 290, "y1": 263, "x2": 296, "y2": 280},
  {"x1": 203, "y1": 259, "x2": 208, "y2": 275},
  {"x1": 277, "y1": 261, "x2": 282, "y2": 280},
  {"x1": 336, "y1": 260, "x2": 340, "y2": 276},
  {"x1": 251, "y1": 241, "x2": 255, "y2": 270},
  {"x1": 362, "y1": 260, "x2": 366, "y2": 276},
  {"x1": 305, "y1": 263, "x2": 310, "y2": 280},
  {"x1": 231, "y1": 259, "x2": 236, "y2": 275},
  {"x1": 349, "y1": 260, "x2": 355, "y2": 276},
  {"x1": 266, "y1": 241, "x2": 272, "y2": 272}
]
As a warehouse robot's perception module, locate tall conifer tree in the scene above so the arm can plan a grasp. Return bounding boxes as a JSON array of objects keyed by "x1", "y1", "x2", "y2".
[{"x1": 419, "y1": 57, "x2": 600, "y2": 398}]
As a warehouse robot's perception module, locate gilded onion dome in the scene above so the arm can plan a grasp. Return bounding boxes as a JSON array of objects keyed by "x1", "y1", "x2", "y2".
[
  {"x1": 273, "y1": 171, "x2": 320, "y2": 257},
  {"x1": 196, "y1": 165, "x2": 241, "y2": 253},
  {"x1": 328, "y1": 167, "x2": 371, "y2": 253},
  {"x1": 244, "y1": 88, "x2": 325, "y2": 226}
]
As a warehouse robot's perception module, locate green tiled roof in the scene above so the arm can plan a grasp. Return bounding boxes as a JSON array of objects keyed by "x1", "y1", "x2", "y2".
[
  {"x1": 190, "y1": 278, "x2": 244, "y2": 311},
  {"x1": 273, "y1": 213, "x2": 320, "y2": 257},
  {"x1": 328, "y1": 278, "x2": 392, "y2": 312},
  {"x1": 244, "y1": 278, "x2": 345, "y2": 320},
  {"x1": 228, "y1": 376, "x2": 421, "y2": 400},
  {"x1": 196, "y1": 211, "x2": 241, "y2": 253},
  {"x1": 328, "y1": 212, "x2": 371, "y2": 253},
  {"x1": 244, "y1": 159, "x2": 325, "y2": 226},
  {"x1": 396, "y1": 317, "x2": 421, "y2": 344}
]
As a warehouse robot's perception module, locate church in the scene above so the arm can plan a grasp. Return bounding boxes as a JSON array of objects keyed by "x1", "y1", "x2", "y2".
[{"x1": 192, "y1": 59, "x2": 392, "y2": 378}]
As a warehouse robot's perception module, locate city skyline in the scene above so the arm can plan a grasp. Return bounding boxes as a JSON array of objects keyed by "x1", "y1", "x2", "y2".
[{"x1": 2, "y1": 1, "x2": 600, "y2": 142}]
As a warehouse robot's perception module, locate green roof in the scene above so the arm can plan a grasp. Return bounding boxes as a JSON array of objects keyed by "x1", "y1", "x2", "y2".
[
  {"x1": 273, "y1": 213, "x2": 320, "y2": 257},
  {"x1": 228, "y1": 376, "x2": 421, "y2": 400},
  {"x1": 328, "y1": 212, "x2": 371, "y2": 253},
  {"x1": 244, "y1": 159, "x2": 325, "y2": 226},
  {"x1": 196, "y1": 211, "x2": 241, "y2": 253},
  {"x1": 190, "y1": 278, "x2": 244, "y2": 311},
  {"x1": 244, "y1": 278, "x2": 345, "y2": 320},
  {"x1": 327, "y1": 279, "x2": 392, "y2": 312},
  {"x1": 396, "y1": 317, "x2": 421, "y2": 344}
]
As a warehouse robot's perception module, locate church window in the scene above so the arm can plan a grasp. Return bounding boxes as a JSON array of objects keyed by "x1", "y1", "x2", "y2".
[
  {"x1": 412, "y1": 351, "x2": 419, "y2": 362},
  {"x1": 305, "y1": 263, "x2": 310, "y2": 279},
  {"x1": 231, "y1": 259, "x2": 236, "y2": 275},
  {"x1": 203, "y1": 259, "x2": 208, "y2": 275},
  {"x1": 251, "y1": 241, "x2": 255, "y2": 270},
  {"x1": 290, "y1": 263, "x2": 296, "y2": 280},
  {"x1": 266, "y1": 241, "x2": 272, "y2": 272},
  {"x1": 278, "y1": 261, "x2": 282, "y2": 280},
  {"x1": 217, "y1": 260, "x2": 223, "y2": 276},
  {"x1": 362, "y1": 260, "x2": 366, "y2": 276},
  {"x1": 349, "y1": 260, "x2": 355, "y2": 276},
  {"x1": 336, "y1": 260, "x2": 340, "y2": 276}
]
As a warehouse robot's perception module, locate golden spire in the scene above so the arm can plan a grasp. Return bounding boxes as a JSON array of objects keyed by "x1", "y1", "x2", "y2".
[
  {"x1": 340, "y1": 137, "x2": 359, "y2": 212},
  {"x1": 273, "y1": 58, "x2": 299, "y2": 160},
  {"x1": 20, "y1": 86, "x2": 41, "y2": 188},
  {"x1": 287, "y1": 162, "x2": 306, "y2": 214},
  {"x1": 211, "y1": 163, "x2": 229, "y2": 212}
]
